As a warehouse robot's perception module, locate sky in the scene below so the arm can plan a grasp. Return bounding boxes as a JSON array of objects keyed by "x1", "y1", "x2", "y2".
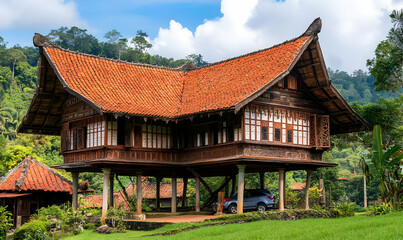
[{"x1": 0, "y1": 0, "x2": 401, "y2": 72}]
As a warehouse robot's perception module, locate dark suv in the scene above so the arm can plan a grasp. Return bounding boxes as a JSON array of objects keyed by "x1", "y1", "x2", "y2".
[{"x1": 213, "y1": 189, "x2": 275, "y2": 214}]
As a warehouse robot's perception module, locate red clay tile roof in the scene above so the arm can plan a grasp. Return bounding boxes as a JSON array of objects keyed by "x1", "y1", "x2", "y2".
[
  {"x1": 81, "y1": 179, "x2": 186, "y2": 209},
  {"x1": 290, "y1": 182, "x2": 306, "y2": 190},
  {"x1": 44, "y1": 35, "x2": 311, "y2": 118},
  {"x1": 0, "y1": 156, "x2": 73, "y2": 193}
]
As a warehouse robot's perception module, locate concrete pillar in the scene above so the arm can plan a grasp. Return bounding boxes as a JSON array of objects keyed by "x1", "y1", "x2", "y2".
[
  {"x1": 136, "y1": 174, "x2": 142, "y2": 215},
  {"x1": 237, "y1": 165, "x2": 246, "y2": 214},
  {"x1": 278, "y1": 169, "x2": 285, "y2": 211},
  {"x1": 195, "y1": 176, "x2": 200, "y2": 212},
  {"x1": 72, "y1": 172, "x2": 79, "y2": 212},
  {"x1": 109, "y1": 173, "x2": 114, "y2": 207},
  {"x1": 305, "y1": 170, "x2": 312, "y2": 210},
  {"x1": 101, "y1": 168, "x2": 111, "y2": 225},
  {"x1": 259, "y1": 172, "x2": 265, "y2": 190},
  {"x1": 156, "y1": 177, "x2": 161, "y2": 210},
  {"x1": 171, "y1": 177, "x2": 177, "y2": 213},
  {"x1": 182, "y1": 177, "x2": 188, "y2": 207}
]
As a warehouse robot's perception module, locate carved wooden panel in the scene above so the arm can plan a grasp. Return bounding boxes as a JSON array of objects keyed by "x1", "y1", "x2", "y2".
[
  {"x1": 243, "y1": 144, "x2": 321, "y2": 161},
  {"x1": 317, "y1": 115, "x2": 330, "y2": 148}
]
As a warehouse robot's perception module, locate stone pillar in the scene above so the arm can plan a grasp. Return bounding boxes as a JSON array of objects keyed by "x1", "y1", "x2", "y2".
[
  {"x1": 278, "y1": 169, "x2": 285, "y2": 211},
  {"x1": 305, "y1": 170, "x2": 312, "y2": 210},
  {"x1": 101, "y1": 168, "x2": 111, "y2": 225},
  {"x1": 195, "y1": 176, "x2": 200, "y2": 212},
  {"x1": 237, "y1": 165, "x2": 246, "y2": 214},
  {"x1": 259, "y1": 172, "x2": 265, "y2": 190},
  {"x1": 156, "y1": 177, "x2": 161, "y2": 211},
  {"x1": 136, "y1": 174, "x2": 142, "y2": 215},
  {"x1": 182, "y1": 177, "x2": 188, "y2": 207},
  {"x1": 109, "y1": 173, "x2": 114, "y2": 207},
  {"x1": 72, "y1": 172, "x2": 79, "y2": 212},
  {"x1": 171, "y1": 177, "x2": 177, "y2": 213}
]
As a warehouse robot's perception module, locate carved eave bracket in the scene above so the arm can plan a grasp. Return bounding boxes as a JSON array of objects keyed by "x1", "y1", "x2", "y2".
[
  {"x1": 33, "y1": 33, "x2": 62, "y2": 49},
  {"x1": 301, "y1": 17, "x2": 322, "y2": 37}
]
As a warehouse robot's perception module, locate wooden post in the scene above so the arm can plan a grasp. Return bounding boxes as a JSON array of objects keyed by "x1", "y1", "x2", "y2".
[
  {"x1": 237, "y1": 165, "x2": 246, "y2": 214},
  {"x1": 156, "y1": 177, "x2": 161, "y2": 211},
  {"x1": 278, "y1": 169, "x2": 285, "y2": 211},
  {"x1": 101, "y1": 168, "x2": 111, "y2": 225},
  {"x1": 109, "y1": 173, "x2": 114, "y2": 207},
  {"x1": 259, "y1": 172, "x2": 265, "y2": 190},
  {"x1": 72, "y1": 172, "x2": 79, "y2": 212},
  {"x1": 216, "y1": 192, "x2": 224, "y2": 215},
  {"x1": 283, "y1": 171, "x2": 287, "y2": 209},
  {"x1": 136, "y1": 174, "x2": 142, "y2": 215},
  {"x1": 305, "y1": 170, "x2": 312, "y2": 210},
  {"x1": 319, "y1": 178, "x2": 326, "y2": 206},
  {"x1": 182, "y1": 177, "x2": 188, "y2": 207},
  {"x1": 195, "y1": 176, "x2": 200, "y2": 212},
  {"x1": 231, "y1": 175, "x2": 236, "y2": 196},
  {"x1": 171, "y1": 177, "x2": 177, "y2": 213}
]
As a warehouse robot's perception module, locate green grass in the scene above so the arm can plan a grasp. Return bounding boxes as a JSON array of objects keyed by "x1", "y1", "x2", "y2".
[{"x1": 65, "y1": 212, "x2": 403, "y2": 240}]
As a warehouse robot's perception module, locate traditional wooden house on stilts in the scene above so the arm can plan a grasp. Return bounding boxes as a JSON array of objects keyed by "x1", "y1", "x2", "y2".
[{"x1": 18, "y1": 18, "x2": 369, "y2": 221}]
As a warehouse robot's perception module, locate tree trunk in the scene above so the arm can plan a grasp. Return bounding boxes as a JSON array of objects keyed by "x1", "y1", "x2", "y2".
[{"x1": 363, "y1": 174, "x2": 367, "y2": 209}]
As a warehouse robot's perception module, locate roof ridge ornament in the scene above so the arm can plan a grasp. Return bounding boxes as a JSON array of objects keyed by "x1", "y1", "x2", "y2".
[
  {"x1": 301, "y1": 17, "x2": 322, "y2": 37},
  {"x1": 177, "y1": 61, "x2": 196, "y2": 73},
  {"x1": 33, "y1": 33, "x2": 62, "y2": 49}
]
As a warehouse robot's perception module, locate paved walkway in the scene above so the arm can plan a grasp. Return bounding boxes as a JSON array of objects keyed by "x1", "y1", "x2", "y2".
[{"x1": 127, "y1": 214, "x2": 219, "y2": 223}]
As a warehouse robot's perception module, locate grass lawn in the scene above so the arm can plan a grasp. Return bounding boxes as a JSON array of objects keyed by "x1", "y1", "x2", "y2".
[{"x1": 65, "y1": 211, "x2": 403, "y2": 240}]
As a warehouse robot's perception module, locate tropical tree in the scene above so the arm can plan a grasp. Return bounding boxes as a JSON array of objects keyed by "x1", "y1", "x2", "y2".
[{"x1": 364, "y1": 125, "x2": 402, "y2": 208}]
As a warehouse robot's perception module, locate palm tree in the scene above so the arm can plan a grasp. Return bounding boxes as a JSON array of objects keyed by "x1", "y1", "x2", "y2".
[{"x1": 365, "y1": 125, "x2": 402, "y2": 208}]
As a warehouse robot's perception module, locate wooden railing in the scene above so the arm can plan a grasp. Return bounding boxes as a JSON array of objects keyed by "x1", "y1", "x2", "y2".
[{"x1": 63, "y1": 142, "x2": 323, "y2": 164}]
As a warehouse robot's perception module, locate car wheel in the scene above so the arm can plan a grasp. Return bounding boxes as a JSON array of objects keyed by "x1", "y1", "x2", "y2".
[
  {"x1": 257, "y1": 203, "x2": 267, "y2": 212},
  {"x1": 228, "y1": 204, "x2": 237, "y2": 214}
]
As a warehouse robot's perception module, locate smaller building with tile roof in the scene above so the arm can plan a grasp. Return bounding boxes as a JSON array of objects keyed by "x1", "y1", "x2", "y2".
[{"x1": 0, "y1": 156, "x2": 73, "y2": 227}]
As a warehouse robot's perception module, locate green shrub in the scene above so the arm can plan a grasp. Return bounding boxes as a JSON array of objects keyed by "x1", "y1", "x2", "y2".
[
  {"x1": 351, "y1": 204, "x2": 367, "y2": 213},
  {"x1": 13, "y1": 219, "x2": 50, "y2": 240},
  {"x1": 374, "y1": 202, "x2": 393, "y2": 215},
  {"x1": 107, "y1": 207, "x2": 126, "y2": 230},
  {"x1": 84, "y1": 223, "x2": 96, "y2": 230},
  {"x1": 335, "y1": 202, "x2": 355, "y2": 217},
  {"x1": 0, "y1": 206, "x2": 13, "y2": 240}
]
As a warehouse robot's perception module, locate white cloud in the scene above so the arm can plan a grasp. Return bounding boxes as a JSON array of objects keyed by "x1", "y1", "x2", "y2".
[
  {"x1": 0, "y1": 0, "x2": 85, "y2": 30},
  {"x1": 149, "y1": 0, "x2": 400, "y2": 72}
]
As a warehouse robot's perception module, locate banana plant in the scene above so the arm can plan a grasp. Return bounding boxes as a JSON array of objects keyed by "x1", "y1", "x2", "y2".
[{"x1": 365, "y1": 125, "x2": 403, "y2": 208}]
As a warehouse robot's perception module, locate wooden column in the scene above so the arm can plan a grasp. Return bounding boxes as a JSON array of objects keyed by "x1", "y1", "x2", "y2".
[
  {"x1": 319, "y1": 178, "x2": 326, "y2": 206},
  {"x1": 259, "y1": 172, "x2": 265, "y2": 190},
  {"x1": 195, "y1": 176, "x2": 200, "y2": 212},
  {"x1": 182, "y1": 177, "x2": 188, "y2": 207},
  {"x1": 278, "y1": 169, "x2": 285, "y2": 211},
  {"x1": 156, "y1": 177, "x2": 161, "y2": 211},
  {"x1": 305, "y1": 170, "x2": 312, "y2": 210},
  {"x1": 283, "y1": 171, "x2": 287, "y2": 208},
  {"x1": 171, "y1": 177, "x2": 177, "y2": 213},
  {"x1": 101, "y1": 168, "x2": 111, "y2": 225},
  {"x1": 237, "y1": 165, "x2": 246, "y2": 214},
  {"x1": 72, "y1": 172, "x2": 79, "y2": 212},
  {"x1": 109, "y1": 173, "x2": 114, "y2": 207},
  {"x1": 136, "y1": 174, "x2": 142, "y2": 215}
]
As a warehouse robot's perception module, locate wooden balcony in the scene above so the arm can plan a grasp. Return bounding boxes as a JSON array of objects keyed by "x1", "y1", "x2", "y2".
[{"x1": 62, "y1": 141, "x2": 323, "y2": 165}]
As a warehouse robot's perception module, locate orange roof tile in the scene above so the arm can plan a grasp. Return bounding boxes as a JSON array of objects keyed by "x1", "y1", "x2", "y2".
[
  {"x1": 290, "y1": 182, "x2": 306, "y2": 190},
  {"x1": 0, "y1": 156, "x2": 73, "y2": 193},
  {"x1": 81, "y1": 179, "x2": 186, "y2": 209},
  {"x1": 44, "y1": 35, "x2": 311, "y2": 118}
]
